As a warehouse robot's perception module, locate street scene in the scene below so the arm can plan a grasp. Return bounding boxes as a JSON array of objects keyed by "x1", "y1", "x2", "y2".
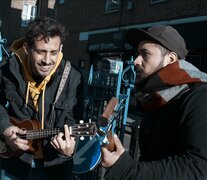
[{"x1": 0, "y1": 0, "x2": 207, "y2": 180}]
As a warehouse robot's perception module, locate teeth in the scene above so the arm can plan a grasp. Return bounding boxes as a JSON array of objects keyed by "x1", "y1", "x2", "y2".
[{"x1": 41, "y1": 66, "x2": 49, "y2": 69}]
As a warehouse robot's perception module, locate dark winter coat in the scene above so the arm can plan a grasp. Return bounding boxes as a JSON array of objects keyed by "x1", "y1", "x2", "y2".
[
  {"x1": 0, "y1": 55, "x2": 81, "y2": 177},
  {"x1": 105, "y1": 83, "x2": 207, "y2": 180}
]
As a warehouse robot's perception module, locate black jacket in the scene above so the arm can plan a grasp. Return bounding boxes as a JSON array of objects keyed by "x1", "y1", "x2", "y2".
[
  {"x1": 105, "y1": 83, "x2": 207, "y2": 180},
  {"x1": 0, "y1": 55, "x2": 81, "y2": 167}
]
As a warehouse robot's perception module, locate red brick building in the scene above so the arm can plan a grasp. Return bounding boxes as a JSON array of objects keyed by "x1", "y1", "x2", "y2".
[
  {"x1": 60, "y1": 0, "x2": 207, "y2": 72},
  {"x1": 1, "y1": 0, "x2": 207, "y2": 71}
]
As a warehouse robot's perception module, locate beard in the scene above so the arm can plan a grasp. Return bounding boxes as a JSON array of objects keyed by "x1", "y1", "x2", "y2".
[
  {"x1": 134, "y1": 57, "x2": 166, "y2": 91},
  {"x1": 135, "y1": 66, "x2": 146, "y2": 84}
]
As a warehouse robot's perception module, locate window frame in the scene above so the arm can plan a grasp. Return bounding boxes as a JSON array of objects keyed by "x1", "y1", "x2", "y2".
[
  {"x1": 105, "y1": 0, "x2": 120, "y2": 13},
  {"x1": 151, "y1": 0, "x2": 167, "y2": 4}
]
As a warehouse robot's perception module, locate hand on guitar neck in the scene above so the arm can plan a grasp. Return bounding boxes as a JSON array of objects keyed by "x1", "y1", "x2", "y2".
[
  {"x1": 0, "y1": 117, "x2": 97, "y2": 158},
  {"x1": 50, "y1": 124, "x2": 76, "y2": 157},
  {"x1": 101, "y1": 134, "x2": 125, "y2": 168},
  {"x1": 98, "y1": 97, "x2": 119, "y2": 152},
  {"x1": 102, "y1": 131, "x2": 115, "y2": 152},
  {"x1": 100, "y1": 97, "x2": 125, "y2": 168}
]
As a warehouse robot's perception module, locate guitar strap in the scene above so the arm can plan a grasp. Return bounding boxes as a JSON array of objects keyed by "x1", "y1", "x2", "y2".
[{"x1": 47, "y1": 60, "x2": 71, "y2": 127}]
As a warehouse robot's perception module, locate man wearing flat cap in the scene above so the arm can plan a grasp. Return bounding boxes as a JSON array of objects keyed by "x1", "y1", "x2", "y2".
[{"x1": 101, "y1": 25, "x2": 207, "y2": 180}]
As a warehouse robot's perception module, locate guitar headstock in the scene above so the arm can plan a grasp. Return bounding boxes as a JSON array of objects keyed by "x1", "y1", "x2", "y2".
[{"x1": 71, "y1": 122, "x2": 97, "y2": 137}]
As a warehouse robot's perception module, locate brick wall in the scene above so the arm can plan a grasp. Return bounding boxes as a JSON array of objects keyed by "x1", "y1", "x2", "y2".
[{"x1": 0, "y1": 0, "x2": 207, "y2": 68}]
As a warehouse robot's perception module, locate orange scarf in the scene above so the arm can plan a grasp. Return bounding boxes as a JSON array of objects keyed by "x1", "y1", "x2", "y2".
[{"x1": 136, "y1": 60, "x2": 207, "y2": 110}]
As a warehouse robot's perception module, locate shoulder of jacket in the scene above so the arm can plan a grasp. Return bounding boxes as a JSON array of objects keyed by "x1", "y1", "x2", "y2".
[
  {"x1": 58, "y1": 60, "x2": 81, "y2": 79},
  {"x1": 180, "y1": 83, "x2": 207, "y2": 102},
  {"x1": 70, "y1": 64, "x2": 81, "y2": 77}
]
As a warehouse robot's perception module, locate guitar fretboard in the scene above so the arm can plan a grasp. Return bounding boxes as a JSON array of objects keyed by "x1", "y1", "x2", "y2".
[{"x1": 19, "y1": 128, "x2": 62, "y2": 140}]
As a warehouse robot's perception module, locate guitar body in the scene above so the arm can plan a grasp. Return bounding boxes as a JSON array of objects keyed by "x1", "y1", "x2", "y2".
[
  {"x1": 10, "y1": 117, "x2": 42, "y2": 149},
  {"x1": 73, "y1": 97, "x2": 118, "y2": 174},
  {"x1": 0, "y1": 117, "x2": 43, "y2": 158},
  {"x1": 73, "y1": 136, "x2": 101, "y2": 174},
  {"x1": 73, "y1": 122, "x2": 116, "y2": 174}
]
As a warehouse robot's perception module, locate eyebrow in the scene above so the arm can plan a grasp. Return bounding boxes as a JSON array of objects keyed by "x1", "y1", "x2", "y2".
[
  {"x1": 138, "y1": 48, "x2": 150, "y2": 53},
  {"x1": 33, "y1": 48, "x2": 59, "y2": 52}
]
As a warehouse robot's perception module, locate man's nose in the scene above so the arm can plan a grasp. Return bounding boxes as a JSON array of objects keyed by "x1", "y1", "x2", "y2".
[
  {"x1": 134, "y1": 55, "x2": 142, "y2": 66},
  {"x1": 43, "y1": 52, "x2": 50, "y2": 64}
]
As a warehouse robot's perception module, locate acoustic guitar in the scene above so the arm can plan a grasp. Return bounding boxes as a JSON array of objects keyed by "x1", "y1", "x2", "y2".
[
  {"x1": 73, "y1": 97, "x2": 118, "y2": 174},
  {"x1": 0, "y1": 117, "x2": 97, "y2": 159}
]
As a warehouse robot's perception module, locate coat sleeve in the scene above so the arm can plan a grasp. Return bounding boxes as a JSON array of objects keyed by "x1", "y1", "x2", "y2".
[
  {"x1": 104, "y1": 86, "x2": 207, "y2": 180},
  {"x1": 0, "y1": 62, "x2": 11, "y2": 134}
]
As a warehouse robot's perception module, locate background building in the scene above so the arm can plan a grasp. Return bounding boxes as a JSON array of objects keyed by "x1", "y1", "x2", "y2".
[
  {"x1": 1, "y1": 0, "x2": 207, "y2": 69},
  {"x1": 1, "y1": 0, "x2": 207, "y2": 116}
]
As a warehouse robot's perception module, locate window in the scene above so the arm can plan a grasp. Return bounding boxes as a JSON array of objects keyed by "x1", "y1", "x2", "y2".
[
  {"x1": 21, "y1": 3, "x2": 37, "y2": 27},
  {"x1": 151, "y1": 0, "x2": 167, "y2": 4},
  {"x1": 105, "y1": 0, "x2": 120, "y2": 13}
]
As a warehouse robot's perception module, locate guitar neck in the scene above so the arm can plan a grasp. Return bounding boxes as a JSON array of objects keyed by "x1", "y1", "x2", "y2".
[
  {"x1": 20, "y1": 128, "x2": 62, "y2": 140},
  {"x1": 18, "y1": 121, "x2": 97, "y2": 140}
]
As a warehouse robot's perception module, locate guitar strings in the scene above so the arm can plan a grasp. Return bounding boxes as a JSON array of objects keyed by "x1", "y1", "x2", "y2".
[{"x1": 19, "y1": 122, "x2": 96, "y2": 139}]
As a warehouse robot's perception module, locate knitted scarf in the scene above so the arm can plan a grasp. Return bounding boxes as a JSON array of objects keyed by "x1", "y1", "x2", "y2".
[{"x1": 136, "y1": 60, "x2": 207, "y2": 110}]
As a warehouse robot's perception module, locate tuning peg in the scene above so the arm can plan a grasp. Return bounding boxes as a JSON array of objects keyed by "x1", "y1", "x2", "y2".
[
  {"x1": 89, "y1": 119, "x2": 91, "y2": 123},
  {"x1": 80, "y1": 136, "x2": 85, "y2": 141},
  {"x1": 79, "y1": 120, "x2": 84, "y2": 124}
]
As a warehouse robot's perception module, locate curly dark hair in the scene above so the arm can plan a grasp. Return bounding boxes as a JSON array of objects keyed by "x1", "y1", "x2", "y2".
[{"x1": 25, "y1": 16, "x2": 67, "y2": 48}]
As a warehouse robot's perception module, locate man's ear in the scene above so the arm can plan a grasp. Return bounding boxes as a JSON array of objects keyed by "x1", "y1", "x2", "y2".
[
  {"x1": 23, "y1": 42, "x2": 29, "y2": 55},
  {"x1": 168, "y1": 52, "x2": 178, "y2": 64}
]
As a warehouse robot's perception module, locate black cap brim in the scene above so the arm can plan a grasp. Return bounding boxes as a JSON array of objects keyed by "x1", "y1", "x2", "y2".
[{"x1": 126, "y1": 28, "x2": 160, "y2": 48}]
